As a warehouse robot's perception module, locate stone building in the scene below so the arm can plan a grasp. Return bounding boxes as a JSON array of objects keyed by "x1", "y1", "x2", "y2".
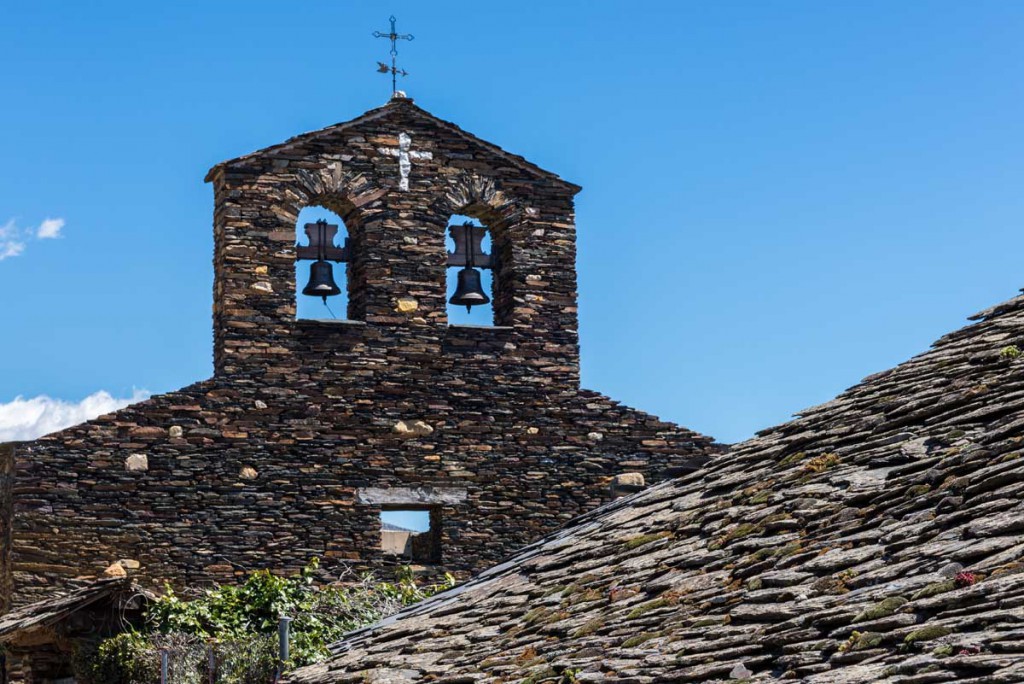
[{"x1": 1, "y1": 95, "x2": 717, "y2": 609}]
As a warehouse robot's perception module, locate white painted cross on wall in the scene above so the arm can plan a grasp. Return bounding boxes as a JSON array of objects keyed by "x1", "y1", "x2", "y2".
[{"x1": 377, "y1": 132, "x2": 433, "y2": 192}]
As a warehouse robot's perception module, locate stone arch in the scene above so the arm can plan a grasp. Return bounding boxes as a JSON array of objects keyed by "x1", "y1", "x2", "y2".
[
  {"x1": 435, "y1": 173, "x2": 526, "y2": 327},
  {"x1": 274, "y1": 161, "x2": 386, "y2": 227},
  {"x1": 294, "y1": 206, "x2": 351, "y2": 320},
  {"x1": 435, "y1": 173, "x2": 522, "y2": 229},
  {"x1": 266, "y1": 161, "x2": 388, "y2": 321},
  {"x1": 243, "y1": 160, "x2": 387, "y2": 323}
]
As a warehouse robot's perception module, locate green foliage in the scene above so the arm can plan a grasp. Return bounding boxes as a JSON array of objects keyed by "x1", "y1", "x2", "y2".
[
  {"x1": 853, "y1": 596, "x2": 908, "y2": 623},
  {"x1": 778, "y1": 451, "x2": 807, "y2": 467},
  {"x1": 571, "y1": 618, "x2": 604, "y2": 637},
  {"x1": 623, "y1": 531, "x2": 672, "y2": 550},
  {"x1": 79, "y1": 633, "x2": 275, "y2": 684},
  {"x1": 521, "y1": 667, "x2": 558, "y2": 684},
  {"x1": 904, "y1": 624, "x2": 952, "y2": 644},
  {"x1": 77, "y1": 559, "x2": 454, "y2": 684},
  {"x1": 560, "y1": 667, "x2": 581, "y2": 683},
  {"x1": 911, "y1": 579, "x2": 956, "y2": 601},
  {"x1": 626, "y1": 595, "x2": 675, "y2": 620},
  {"x1": 210, "y1": 636, "x2": 277, "y2": 684},
  {"x1": 78, "y1": 632, "x2": 160, "y2": 684},
  {"x1": 719, "y1": 522, "x2": 760, "y2": 545},
  {"x1": 837, "y1": 630, "x2": 884, "y2": 653},
  {"x1": 999, "y1": 345, "x2": 1021, "y2": 360},
  {"x1": 621, "y1": 632, "x2": 659, "y2": 647}
]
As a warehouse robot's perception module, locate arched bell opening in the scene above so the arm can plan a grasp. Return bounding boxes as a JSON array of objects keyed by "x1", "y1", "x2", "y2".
[
  {"x1": 295, "y1": 206, "x2": 351, "y2": 320},
  {"x1": 446, "y1": 214, "x2": 495, "y2": 326}
]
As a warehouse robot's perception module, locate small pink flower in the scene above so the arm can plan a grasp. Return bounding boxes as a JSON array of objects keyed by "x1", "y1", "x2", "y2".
[
  {"x1": 958, "y1": 645, "x2": 981, "y2": 656},
  {"x1": 954, "y1": 571, "x2": 978, "y2": 588}
]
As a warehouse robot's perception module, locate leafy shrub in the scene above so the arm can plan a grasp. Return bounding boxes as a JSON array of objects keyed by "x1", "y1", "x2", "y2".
[
  {"x1": 76, "y1": 559, "x2": 454, "y2": 683},
  {"x1": 77, "y1": 632, "x2": 159, "y2": 684},
  {"x1": 211, "y1": 636, "x2": 277, "y2": 684}
]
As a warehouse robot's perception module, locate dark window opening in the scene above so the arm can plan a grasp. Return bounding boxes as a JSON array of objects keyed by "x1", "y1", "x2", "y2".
[
  {"x1": 446, "y1": 214, "x2": 495, "y2": 326},
  {"x1": 296, "y1": 206, "x2": 350, "y2": 320},
  {"x1": 380, "y1": 507, "x2": 441, "y2": 564}
]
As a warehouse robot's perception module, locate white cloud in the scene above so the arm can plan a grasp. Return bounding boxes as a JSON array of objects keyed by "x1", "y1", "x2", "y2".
[
  {"x1": 0, "y1": 219, "x2": 25, "y2": 261},
  {"x1": 0, "y1": 217, "x2": 66, "y2": 260},
  {"x1": 0, "y1": 389, "x2": 150, "y2": 442},
  {"x1": 37, "y1": 217, "x2": 64, "y2": 239},
  {"x1": 0, "y1": 241, "x2": 25, "y2": 260}
]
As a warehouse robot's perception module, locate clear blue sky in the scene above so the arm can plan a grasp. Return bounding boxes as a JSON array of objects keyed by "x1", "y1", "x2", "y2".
[{"x1": 3, "y1": 0, "x2": 1024, "y2": 444}]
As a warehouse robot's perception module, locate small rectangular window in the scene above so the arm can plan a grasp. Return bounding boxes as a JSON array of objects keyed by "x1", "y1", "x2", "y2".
[{"x1": 380, "y1": 507, "x2": 441, "y2": 564}]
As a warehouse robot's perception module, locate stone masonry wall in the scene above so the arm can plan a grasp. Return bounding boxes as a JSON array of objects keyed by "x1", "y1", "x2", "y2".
[
  {"x1": 7, "y1": 98, "x2": 719, "y2": 605},
  {"x1": 0, "y1": 444, "x2": 11, "y2": 613}
]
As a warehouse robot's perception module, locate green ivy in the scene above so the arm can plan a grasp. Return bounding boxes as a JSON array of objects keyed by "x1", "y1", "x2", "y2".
[{"x1": 76, "y1": 559, "x2": 454, "y2": 684}]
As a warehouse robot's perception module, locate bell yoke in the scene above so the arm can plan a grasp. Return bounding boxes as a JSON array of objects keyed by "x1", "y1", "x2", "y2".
[{"x1": 297, "y1": 219, "x2": 348, "y2": 304}]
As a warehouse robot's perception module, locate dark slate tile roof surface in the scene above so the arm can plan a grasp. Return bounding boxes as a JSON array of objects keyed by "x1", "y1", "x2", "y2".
[
  {"x1": 288, "y1": 290, "x2": 1024, "y2": 683},
  {"x1": 0, "y1": 578, "x2": 130, "y2": 642}
]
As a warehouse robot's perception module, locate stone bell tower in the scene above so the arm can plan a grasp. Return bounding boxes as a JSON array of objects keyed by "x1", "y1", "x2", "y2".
[
  {"x1": 7, "y1": 96, "x2": 716, "y2": 607},
  {"x1": 207, "y1": 95, "x2": 581, "y2": 391}
]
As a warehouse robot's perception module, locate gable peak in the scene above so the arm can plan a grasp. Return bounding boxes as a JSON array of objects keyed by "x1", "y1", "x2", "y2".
[{"x1": 205, "y1": 98, "x2": 580, "y2": 193}]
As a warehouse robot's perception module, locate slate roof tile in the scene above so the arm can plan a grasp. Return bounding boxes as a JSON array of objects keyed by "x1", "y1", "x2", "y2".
[
  {"x1": 0, "y1": 577, "x2": 137, "y2": 643},
  {"x1": 287, "y1": 289, "x2": 1024, "y2": 683}
]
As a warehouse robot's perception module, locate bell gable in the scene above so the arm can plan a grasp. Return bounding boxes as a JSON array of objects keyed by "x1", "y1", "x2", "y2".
[{"x1": 206, "y1": 95, "x2": 583, "y2": 380}]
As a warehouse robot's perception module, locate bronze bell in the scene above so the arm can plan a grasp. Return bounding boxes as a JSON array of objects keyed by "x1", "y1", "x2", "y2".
[
  {"x1": 302, "y1": 260, "x2": 342, "y2": 302},
  {"x1": 449, "y1": 267, "x2": 489, "y2": 312}
]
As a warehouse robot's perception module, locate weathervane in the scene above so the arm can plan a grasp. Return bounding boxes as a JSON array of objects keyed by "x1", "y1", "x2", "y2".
[{"x1": 373, "y1": 15, "x2": 414, "y2": 96}]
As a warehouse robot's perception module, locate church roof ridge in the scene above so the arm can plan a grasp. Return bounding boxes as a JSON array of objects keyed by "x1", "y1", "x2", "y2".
[{"x1": 204, "y1": 97, "x2": 582, "y2": 193}]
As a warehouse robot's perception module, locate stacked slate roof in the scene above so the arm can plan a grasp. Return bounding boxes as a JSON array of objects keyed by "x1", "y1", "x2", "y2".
[
  {"x1": 288, "y1": 290, "x2": 1024, "y2": 683},
  {"x1": 0, "y1": 578, "x2": 135, "y2": 644}
]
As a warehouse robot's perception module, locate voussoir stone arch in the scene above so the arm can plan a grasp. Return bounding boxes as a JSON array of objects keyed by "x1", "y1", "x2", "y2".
[
  {"x1": 270, "y1": 161, "x2": 387, "y2": 227},
  {"x1": 435, "y1": 173, "x2": 523, "y2": 230},
  {"x1": 249, "y1": 160, "x2": 388, "y2": 324}
]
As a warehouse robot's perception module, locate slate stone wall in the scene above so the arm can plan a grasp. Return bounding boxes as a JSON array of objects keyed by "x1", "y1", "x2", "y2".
[
  {"x1": 0, "y1": 443, "x2": 12, "y2": 613},
  {"x1": 6, "y1": 98, "x2": 718, "y2": 605}
]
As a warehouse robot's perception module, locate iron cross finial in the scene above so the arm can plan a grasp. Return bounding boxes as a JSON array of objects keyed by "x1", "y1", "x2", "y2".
[{"x1": 373, "y1": 15, "x2": 414, "y2": 97}]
